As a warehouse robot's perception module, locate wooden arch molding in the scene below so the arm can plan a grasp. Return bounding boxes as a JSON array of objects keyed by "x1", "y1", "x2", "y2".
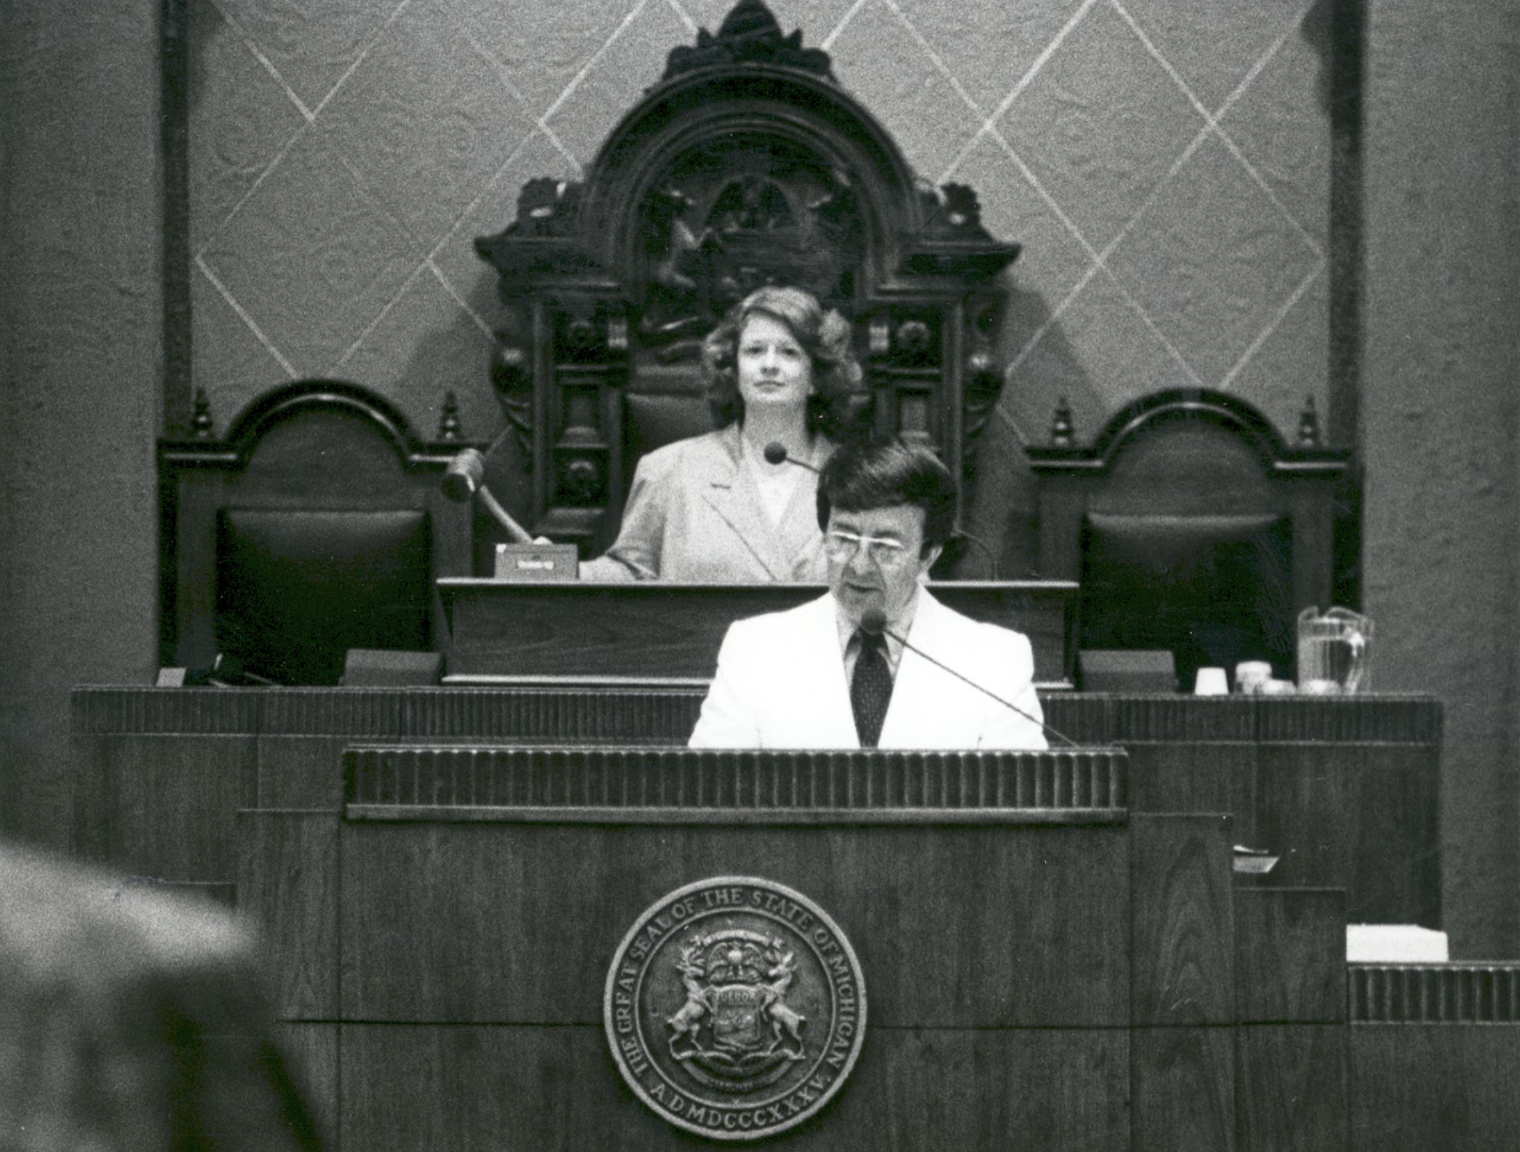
[
  {"x1": 1027, "y1": 389, "x2": 1351, "y2": 479},
  {"x1": 187, "y1": 380, "x2": 463, "y2": 472}
]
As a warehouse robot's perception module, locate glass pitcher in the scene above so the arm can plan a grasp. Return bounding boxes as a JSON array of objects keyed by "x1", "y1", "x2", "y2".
[{"x1": 1297, "y1": 607, "x2": 1373, "y2": 694}]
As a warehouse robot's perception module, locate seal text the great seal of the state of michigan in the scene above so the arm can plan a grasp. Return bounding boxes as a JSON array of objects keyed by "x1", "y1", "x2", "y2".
[{"x1": 604, "y1": 876, "x2": 867, "y2": 1140}]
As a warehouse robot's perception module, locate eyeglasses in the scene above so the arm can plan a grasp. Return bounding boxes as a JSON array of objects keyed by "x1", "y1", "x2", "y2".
[{"x1": 824, "y1": 529, "x2": 911, "y2": 567}]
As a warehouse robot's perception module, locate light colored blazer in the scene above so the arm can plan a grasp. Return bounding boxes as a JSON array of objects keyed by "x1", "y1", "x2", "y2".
[
  {"x1": 689, "y1": 590, "x2": 1048, "y2": 750},
  {"x1": 580, "y1": 425, "x2": 833, "y2": 582}
]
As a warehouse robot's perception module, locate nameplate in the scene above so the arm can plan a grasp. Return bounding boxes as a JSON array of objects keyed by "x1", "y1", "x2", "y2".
[{"x1": 494, "y1": 543, "x2": 579, "y2": 581}]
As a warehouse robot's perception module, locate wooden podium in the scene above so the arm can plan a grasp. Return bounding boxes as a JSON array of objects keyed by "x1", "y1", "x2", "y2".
[{"x1": 236, "y1": 744, "x2": 1349, "y2": 1149}]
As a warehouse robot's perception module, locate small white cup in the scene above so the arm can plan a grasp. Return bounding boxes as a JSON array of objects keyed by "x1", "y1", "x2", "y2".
[
  {"x1": 1235, "y1": 661, "x2": 1272, "y2": 695},
  {"x1": 1194, "y1": 667, "x2": 1229, "y2": 696}
]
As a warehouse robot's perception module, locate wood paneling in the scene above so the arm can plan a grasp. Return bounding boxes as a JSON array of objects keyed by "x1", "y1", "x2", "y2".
[
  {"x1": 71, "y1": 732, "x2": 254, "y2": 878},
  {"x1": 1339, "y1": 745, "x2": 1440, "y2": 926},
  {"x1": 1042, "y1": 694, "x2": 1442, "y2": 926},
  {"x1": 339, "y1": 1024, "x2": 1129, "y2": 1152},
  {"x1": 1132, "y1": 1025, "x2": 1235, "y2": 1152},
  {"x1": 1125, "y1": 742, "x2": 1256, "y2": 843},
  {"x1": 1349, "y1": 965, "x2": 1520, "y2": 1023},
  {"x1": 871, "y1": 1029, "x2": 1130, "y2": 1152},
  {"x1": 341, "y1": 745, "x2": 1127, "y2": 819},
  {"x1": 275, "y1": 1022, "x2": 338, "y2": 1149},
  {"x1": 238, "y1": 811, "x2": 339, "y2": 1020},
  {"x1": 257, "y1": 735, "x2": 351, "y2": 809},
  {"x1": 338, "y1": 822, "x2": 1130, "y2": 1029},
  {"x1": 72, "y1": 687, "x2": 1489, "y2": 1151},
  {"x1": 1131, "y1": 813, "x2": 1235, "y2": 1027},
  {"x1": 1255, "y1": 744, "x2": 1440, "y2": 925},
  {"x1": 1234, "y1": 889, "x2": 1346, "y2": 1024},
  {"x1": 1236, "y1": 1024, "x2": 1347, "y2": 1152},
  {"x1": 1350, "y1": 1026, "x2": 1520, "y2": 1151},
  {"x1": 1254, "y1": 743, "x2": 1349, "y2": 892}
]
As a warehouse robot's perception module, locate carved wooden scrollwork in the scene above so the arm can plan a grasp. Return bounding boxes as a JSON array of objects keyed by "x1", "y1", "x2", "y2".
[
  {"x1": 475, "y1": 0, "x2": 1022, "y2": 552},
  {"x1": 636, "y1": 141, "x2": 865, "y2": 360}
]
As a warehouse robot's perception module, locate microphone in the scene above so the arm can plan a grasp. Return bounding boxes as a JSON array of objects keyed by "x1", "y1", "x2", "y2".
[
  {"x1": 443, "y1": 448, "x2": 535, "y2": 544},
  {"x1": 763, "y1": 442, "x2": 820, "y2": 473},
  {"x1": 858, "y1": 608, "x2": 1081, "y2": 749}
]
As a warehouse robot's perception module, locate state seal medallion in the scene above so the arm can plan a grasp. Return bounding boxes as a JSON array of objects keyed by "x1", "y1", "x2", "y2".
[{"x1": 604, "y1": 877, "x2": 866, "y2": 1140}]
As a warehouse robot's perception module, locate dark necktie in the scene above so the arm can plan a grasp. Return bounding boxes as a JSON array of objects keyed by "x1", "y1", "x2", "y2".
[{"x1": 850, "y1": 629, "x2": 893, "y2": 748}]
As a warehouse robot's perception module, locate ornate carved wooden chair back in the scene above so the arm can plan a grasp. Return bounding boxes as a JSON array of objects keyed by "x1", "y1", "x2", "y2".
[
  {"x1": 475, "y1": 0, "x2": 1020, "y2": 555},
  {"x1": 159, "y1": 382, "x2": 469, "y2": 685},
  {"x1": 1028, "y1": 391, "x2": 1348, "y2": 689}
]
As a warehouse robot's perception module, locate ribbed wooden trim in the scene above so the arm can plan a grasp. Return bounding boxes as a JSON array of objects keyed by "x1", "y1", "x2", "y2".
[
  {"x1": 1042, "y1": 694, "x2": 1260, "y2": 742},
  {"x1": 342, "y1": 747, "x2": 1127, "y2": 819},
  {"x1": 1042, "y1": 693, "x2": 1441, "y2": 745},
  {"x1": 394, "y1": 689, "x2": 701, "y2": 742},
  {"x1": 344, "y1": 804, "x2": 1124, "y2": 826},
  {"x1": 1253, "y1": 696, "x2": 1442, "y2": 744},
  {"x1": 71, "y1": 687, "x2": 266, "y2": 734},
  {"x1": 259, "y1": 690, "x2": 411, "y2": 735},
  {"x1": 71, "y1": 687, "x2": 702, "y2": 740},
  {"x1": 1349, "y1": 965, "x2": 1520, "y2": 1022},
  {"x1": 72, "y1": 688, "x2": 1440, "y2": 744}
]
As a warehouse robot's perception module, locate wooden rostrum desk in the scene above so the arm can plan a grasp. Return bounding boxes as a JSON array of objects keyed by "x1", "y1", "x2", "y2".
[
  {"x1": 71, "y1": 688, "x2": 1441, "y2": 926},
  {"x1": 69, "y1": 689, "x2": 1491, "y2": 1150}
]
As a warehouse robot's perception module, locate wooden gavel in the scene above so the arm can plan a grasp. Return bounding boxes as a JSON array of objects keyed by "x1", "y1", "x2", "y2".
[{"x1": 442, "y1": 448, "x2": 535, "y2": 543}]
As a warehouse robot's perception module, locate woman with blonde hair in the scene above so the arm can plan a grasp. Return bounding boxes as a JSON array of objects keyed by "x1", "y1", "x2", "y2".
[{"x1": 581, "y1": 286, "x2": 866, "y2": 582}]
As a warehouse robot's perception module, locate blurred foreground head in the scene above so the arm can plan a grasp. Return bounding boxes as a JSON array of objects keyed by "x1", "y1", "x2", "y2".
[{"x1": 0, "y1": 841, "x2": 322, "y2": 1150}]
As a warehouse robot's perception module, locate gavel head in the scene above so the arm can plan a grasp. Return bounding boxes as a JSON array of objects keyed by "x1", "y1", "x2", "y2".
[{"x1": 442, "y1": 448, "x2": 486, "y2": 502}]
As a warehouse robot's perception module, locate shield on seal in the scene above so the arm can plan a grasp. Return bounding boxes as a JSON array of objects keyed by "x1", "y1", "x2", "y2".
[
  {"x1": 604, "y1": 877, "x2": 868, "y2": 1141},
  {"x1": 711, "y1": 984, "x2": 767, "y2": 1050}
]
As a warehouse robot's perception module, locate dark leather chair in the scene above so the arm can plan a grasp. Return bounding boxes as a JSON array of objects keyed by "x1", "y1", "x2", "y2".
[
  {"x1": 1028, "y1": 390, "x2": 1348, "y2": 690},
  {"x1": 620, "y1": 366, "x2": 719, "y2": 493},
  {"x1": 159, "y1": 381, "x2": 470, "y2": 686}
]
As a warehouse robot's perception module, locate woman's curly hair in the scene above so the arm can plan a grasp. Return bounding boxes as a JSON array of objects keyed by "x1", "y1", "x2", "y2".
[{"x1": 700, "y1": 286, "x2": 869, "y2": 440}]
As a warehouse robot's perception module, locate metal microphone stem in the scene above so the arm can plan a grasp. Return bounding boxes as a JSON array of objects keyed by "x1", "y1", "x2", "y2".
[{"x1": 876, "y1": 622, "x2": 1082, "y2": 749}]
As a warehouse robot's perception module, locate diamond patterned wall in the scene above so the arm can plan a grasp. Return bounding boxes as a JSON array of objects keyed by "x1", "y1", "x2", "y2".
[{"x1": 188, "y1": 0, "x2": 1331, "y2": 542}]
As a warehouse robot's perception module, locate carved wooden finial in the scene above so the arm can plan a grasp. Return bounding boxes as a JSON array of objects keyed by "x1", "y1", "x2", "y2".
[
  {"x1": 439, "y1": 391, "x2": 462, "y2": 441},
  {"x1": 1297, "y1": 395, "x2": 1321, "y2": 446},
  {"x1": 663, "y1": 0, "x2": 834, "y2": 81},
  {"x1": 1050, "y1": 397, "x2": 1074, "y2": 447},
  {"x1": 190, "y1": 388, "x2": 214, "y2": 438}
]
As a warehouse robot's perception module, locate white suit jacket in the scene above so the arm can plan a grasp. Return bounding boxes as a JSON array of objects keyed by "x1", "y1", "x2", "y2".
[
  {"x1": 580, "y1": 425, "x2": 832, "y2": 583},
  {"x1": 689, "y1": 591, "x2": 1048, "y2": 750}
]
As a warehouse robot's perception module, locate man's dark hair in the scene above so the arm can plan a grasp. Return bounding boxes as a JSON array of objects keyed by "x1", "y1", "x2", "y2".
[{"x1": 816, "y1": 437, "x2": 957, "y2": 554}]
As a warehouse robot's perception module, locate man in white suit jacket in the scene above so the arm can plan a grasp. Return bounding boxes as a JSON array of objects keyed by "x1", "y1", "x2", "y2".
[{"x1": 690, "y1": 438, "x2": 1048, "y2": 750}]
